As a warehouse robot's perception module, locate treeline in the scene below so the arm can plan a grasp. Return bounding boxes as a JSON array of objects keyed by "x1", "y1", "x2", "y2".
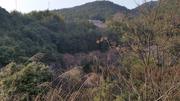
[
  {"x1": 54, "y1": 1, "x2": 129, "y2": 22},
  {"x1": 0, "y1": 0, "x2": 160, "y2": 66},
  {"x1": 0, "y1": 8, "x2": 117, "y2": 66},
  {"x1": 0, "y1": 0, "x2": 179, "y2": 100}
]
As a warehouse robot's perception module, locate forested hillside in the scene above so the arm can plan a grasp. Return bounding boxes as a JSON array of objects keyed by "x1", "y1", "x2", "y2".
[
  {"x1": 0, "y1": 7, "x2": 116, "y2": 67},
  {"x1": 131, "y1": 1, "x2": 158, "y2": 15},
  {"x1": 0, "y1": 0, "x2": 180, "y2": 101},
  {"x1": 54, "y1": 1, "x2": 130, "y2": 22}
]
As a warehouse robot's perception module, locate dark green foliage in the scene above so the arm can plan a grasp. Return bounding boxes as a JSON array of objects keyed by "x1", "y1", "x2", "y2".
[
  {"x1": 54, "y1": 1, "x2": 129, "y2": 22},
  {"x1": 0, "y1": 0, "x2": 180, "y2": 101},
  {"x1": 57, "y1": 21, "x2": 104, "y2": 53},
  {"x1": 0, "y1": 7, "x2": 11, "y2": 30},
  {"x1": 0, "y1": 8, "x2": 111, "y2": 66},
  {"x1": 0, "y1": 1, "x2": 128, "y2": 66},
  {"x1": 28, "y1": 11, "x2": 65, "y2": 32},
  {"x1": 131, "y1": 1, "x2": 158, "y2": 16},
  {"x1": 0, "y1": 10, "x2": 64, "y2": 65},
  {"x1": 0, "y1": 62, "x2": 52, "y2": 100}
]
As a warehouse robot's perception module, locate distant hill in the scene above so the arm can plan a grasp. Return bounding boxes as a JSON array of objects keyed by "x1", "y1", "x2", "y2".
[
  {"x1": 0, "y1": 7, "x2": 11, "y2": 29},
  {"x1": 54, "y1": 1, "x2": 130, "y2": 22},
  {"x1": 0, "y1": 7, "x2": 10, "y2": 20},
  {"x1": 131, "y1": 1, "x2": 158, "y2": 16},
  {"x1": 0, "y1": 8, "x2": 109, "y2": 66}
]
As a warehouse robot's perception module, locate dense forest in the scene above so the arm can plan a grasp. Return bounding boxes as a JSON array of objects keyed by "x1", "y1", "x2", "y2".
[
  {"x1": 0, "y1": 6, "x2": 116, "y2": 66},
  {"x1": 0, "y1": 0, "x2": 180, "y2": 101}
]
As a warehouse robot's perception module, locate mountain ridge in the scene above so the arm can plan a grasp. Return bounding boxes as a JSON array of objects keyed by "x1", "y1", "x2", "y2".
[
  {"x1": 54, "y1": 0, "x2": 158, "y2": 22},
  {"x1": 0, "y1": 1, "x2": 158, "y2": 22},
  {"x1": 54, "y1": 1, "x2": 130, "y2": 22}
]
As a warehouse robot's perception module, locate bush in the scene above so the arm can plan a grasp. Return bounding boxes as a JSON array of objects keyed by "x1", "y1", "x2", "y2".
[{"x1": 0, "y1": 62, "x2": 52, "y2": 101}]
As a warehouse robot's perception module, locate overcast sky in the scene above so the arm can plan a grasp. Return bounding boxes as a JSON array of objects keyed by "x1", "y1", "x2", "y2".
[{"x1": 0, "y1": 0, "x2": 156, "y2": 13}]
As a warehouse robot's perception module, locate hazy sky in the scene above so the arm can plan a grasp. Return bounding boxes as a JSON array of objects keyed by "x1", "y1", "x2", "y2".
[{"x1": 0, "y1": 0, "x2": 155, "y2": 13}]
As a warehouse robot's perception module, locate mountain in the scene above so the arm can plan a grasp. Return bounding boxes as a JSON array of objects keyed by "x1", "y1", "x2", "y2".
[
  {"x1": 54, "y1": 1, "x2": 130, "y2": 22},
  {"x1": 0, "y1": 7, "x2": 10, "y2": 20},
  {"x1": 1, "y1": 0, "x2": 180, "y2": 101},
  {"x1": 0, "y1": 1, "x2": 161, "y2": 66},
  {"x1": 0, "y1": 7, "x2": 11, "y2": 29},
  {"x1": 0, "y1": 8, "x2": 111, "y2": 66},
  {"x1": 131, "y1": 1, "x2": 158, "y2": 16}
]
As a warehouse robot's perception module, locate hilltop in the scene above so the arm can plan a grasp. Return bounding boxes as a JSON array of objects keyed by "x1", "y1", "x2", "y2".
[{"x1": 54, "y1": 1, "x2": 130, "y2": 22}]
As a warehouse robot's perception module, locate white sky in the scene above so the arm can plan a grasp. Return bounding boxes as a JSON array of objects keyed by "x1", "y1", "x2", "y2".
[{"x1": 0, "y1": 0, "x2": 156, "y2": 13}]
